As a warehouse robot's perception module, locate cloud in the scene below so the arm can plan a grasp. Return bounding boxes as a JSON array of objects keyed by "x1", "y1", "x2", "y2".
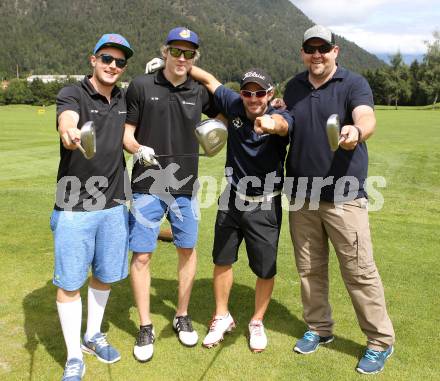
[
  {"x1": 290, "y1": 0, "x2": 439, "y2": 53},
  {"x1": 332, "y1": 26, "x2": 431, "y2": 54},
  {"x1": 291, "y1": 0, "x2": 388, "y2": 25}
]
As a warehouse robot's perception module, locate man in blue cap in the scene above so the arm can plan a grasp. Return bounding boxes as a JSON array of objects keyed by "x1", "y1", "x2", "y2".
[
  {"x1": 123, "y1": 27, "x2": 220, "y2": 362},
  {"x1": 52, "y1": 33, "x2": 133, "y2": 380}
]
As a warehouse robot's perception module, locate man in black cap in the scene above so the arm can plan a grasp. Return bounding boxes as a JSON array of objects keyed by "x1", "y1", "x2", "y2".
[
  {"x1": 187, "y1": 66, "x2": 293, "y2": 353},
  {"x1": 123, "y1": 27, "x2": 219, "y2": 362},
  {"x1": 280, "y1": 24, "x2": 395, "y2": 374},
  {"x1": 52, "y1": 33, "x2": 133, "y2": 381}
]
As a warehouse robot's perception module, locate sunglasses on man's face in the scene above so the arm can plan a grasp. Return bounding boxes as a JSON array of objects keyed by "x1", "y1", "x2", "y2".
[
  {"x1": 168, "y1": 47, "x2": 197, "y2": 59},
  {"x1": 97, "y1": 54, "x2": 127, "y2": 69},
  {"x1": 302, "y1": 44, "x2": 334, "y2": 54},
  {"x1": 240, "y1": 89, "x2": 270, "y2": 99}
]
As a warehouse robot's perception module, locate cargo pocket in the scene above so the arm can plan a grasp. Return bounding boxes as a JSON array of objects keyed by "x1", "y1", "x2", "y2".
[{"x1": 357, "y1": 229, "x2": 375, "y2": 272}]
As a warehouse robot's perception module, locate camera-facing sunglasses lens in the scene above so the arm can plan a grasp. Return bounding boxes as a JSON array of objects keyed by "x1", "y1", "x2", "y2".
[
  {"x1": 168, "y1": 47, "x2": 196, "y2": 59},
  {"x1": 97, "y1": 54, "x2": 127, "y2": 68},
  {"x1": 240, "y1": 90, "x2": 268, "y2": 98},
  {"x1": 303, "y1": 44, "x2": 333, "y2": 54}
]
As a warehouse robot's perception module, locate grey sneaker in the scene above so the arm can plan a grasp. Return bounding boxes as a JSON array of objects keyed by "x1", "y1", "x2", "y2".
[
  {"x1": 81, "y1": 332, "x2": 121, "y2": 363},
  {"x1": 61, "y1": 358, "x2": 85, "y2": 381},
  {"x1": 293, "y1": 330, "x2": 334, "y2": 354},
  {"x1": 356, "y1": 346, "x2": 394, "y2": 374}
]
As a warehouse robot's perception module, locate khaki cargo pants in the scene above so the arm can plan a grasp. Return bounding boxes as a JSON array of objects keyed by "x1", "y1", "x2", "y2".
[{"x1": 289, "y1": 198, "x2": 395, "y2": 350}]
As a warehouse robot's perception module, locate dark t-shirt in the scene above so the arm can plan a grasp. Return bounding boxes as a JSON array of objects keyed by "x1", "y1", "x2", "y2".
[
  {"x1": 283, "y1": 66, "x2": 373, "y2": 202},
  {"x1": 55, "y1": 76, "x2": 128, "y2": 211},
  {"x1": 214, "y1": 85, "x2": 293, "y2": 196},
  {"x1": 126, "y1": 70, "x2": 218, "y2": 195}
]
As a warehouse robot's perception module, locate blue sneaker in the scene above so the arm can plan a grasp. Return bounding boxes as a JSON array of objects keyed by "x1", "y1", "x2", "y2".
[
  {"x1": 81, "y1": 332, "x2": 121, "y2": 364},
  {"x1": 293, "y1": 331, "x2": 334, "y2": 354},
  {"x1": 356, "y1": 346, "x2": 394, "y2": 374},
  {"x1": 61, "y1": 358, "x2": 85, "y2": 381}
]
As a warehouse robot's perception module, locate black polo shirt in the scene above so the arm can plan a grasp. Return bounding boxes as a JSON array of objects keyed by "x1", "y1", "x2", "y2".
[
  {"x1": 283, "y1": 66, "x2": 373, "y2": 202},
  {"x1": 55, "y1": 76, "x2": 128, "y2": 211},
  {"x1": 126, "y1": 70, "x2": 218, "y2": 195},
  {"x1": 214, "y1": 85, "x2": 293, "y2": 196}
]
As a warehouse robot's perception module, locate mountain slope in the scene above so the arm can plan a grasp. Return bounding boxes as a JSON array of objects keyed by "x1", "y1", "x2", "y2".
[{"x1": 0, "y1": 0, "x2": 384, "y2": 82}]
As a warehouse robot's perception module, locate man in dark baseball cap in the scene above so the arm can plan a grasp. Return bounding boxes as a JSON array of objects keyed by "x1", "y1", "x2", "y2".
[
  {"x1": 165, "y1": 26, "x2": 199, "y2": 48},
  {"x1": 240, "y1": 68, "x2": 273, "y2": 91},
  {"x1": 186, "y1": 64, "x2": 292, "y2": 354}
]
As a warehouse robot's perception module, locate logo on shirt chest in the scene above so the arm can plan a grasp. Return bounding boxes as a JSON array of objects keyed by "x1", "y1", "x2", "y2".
[
  {"x1": 182, "y1": 100, "x2": 195, "y2": 106},
  {"x1": 232, "y1": 117, "x2": 243, "y2": 129}
]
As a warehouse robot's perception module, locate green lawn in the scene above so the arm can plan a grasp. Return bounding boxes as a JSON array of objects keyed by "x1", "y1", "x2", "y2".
[{"x1": 0, "y1": 105, "x2": 439, "y2": 380}]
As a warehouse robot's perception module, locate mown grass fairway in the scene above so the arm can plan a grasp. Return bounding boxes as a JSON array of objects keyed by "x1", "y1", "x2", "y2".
[{"x1": 0, "y1": 105, "x2": 439, "y2": 380}]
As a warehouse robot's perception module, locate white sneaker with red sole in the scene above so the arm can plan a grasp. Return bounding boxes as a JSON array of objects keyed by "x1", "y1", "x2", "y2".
[{"x1": 202, "y1": 313, "x2": 235, "y2": 348}]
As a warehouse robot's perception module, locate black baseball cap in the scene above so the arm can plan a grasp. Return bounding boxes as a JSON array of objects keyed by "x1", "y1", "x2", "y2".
[{"x1": 240, "y1": 68, "x2": 273, "y2": 90}]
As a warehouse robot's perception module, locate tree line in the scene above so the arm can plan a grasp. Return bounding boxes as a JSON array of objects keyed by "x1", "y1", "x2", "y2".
[
  {"x1": 2, "y1": 31, "x2": 438, "y2": 107},
  {"x1": 364, "y1": 31, "x2": 440, "y2": 108}
]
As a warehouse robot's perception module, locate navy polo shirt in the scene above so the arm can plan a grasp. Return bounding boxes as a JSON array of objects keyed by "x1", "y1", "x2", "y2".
[
  {"x1": 55, "y1": 76, "x2": 128, "y2": 211},
  {"x1": 126, "y1": 70, "x2": 218, "y2": 195},
  {"x1": 214, "y1": 85, "x2": 293, "y2": 196},
  {"x1": 283, "y1": 66, "x2": 374, "y2": 202}
]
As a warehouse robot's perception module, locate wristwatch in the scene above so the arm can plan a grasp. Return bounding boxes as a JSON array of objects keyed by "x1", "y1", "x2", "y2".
[{"x1": 353, "y1": 125, "x2": 363, "y2": 143}]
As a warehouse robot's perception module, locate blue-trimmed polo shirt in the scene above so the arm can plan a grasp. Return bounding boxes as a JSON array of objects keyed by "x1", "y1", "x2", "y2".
[
  {"x1": 214, "y1": 85, "x2": 293, "y2": 196},
  {"x1": 283, "y1": 66, "x2": 374, "y2": 202}
]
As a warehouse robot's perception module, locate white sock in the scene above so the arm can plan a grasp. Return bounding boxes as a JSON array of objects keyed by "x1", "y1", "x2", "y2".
[
  {"x1": 85, "y1": 287, "x2": 110, "y2": 341},
  {"x1": 57, "y1": 298, "x2": 83, "y2": 361}
]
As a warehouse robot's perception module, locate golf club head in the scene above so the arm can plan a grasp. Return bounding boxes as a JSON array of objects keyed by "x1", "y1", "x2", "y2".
[
  {"x1": 194, "y1": 119, "x2": 228, "y2": 157},
  {"x1": 326, "y1": 114, "x2": 340, "y2": 152},
  {"x1": 79, "y1": 121, "x2": 96, "y2": 159}
]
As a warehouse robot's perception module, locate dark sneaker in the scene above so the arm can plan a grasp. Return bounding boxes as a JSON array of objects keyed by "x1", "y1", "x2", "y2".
[
  {"x1": 81, "y1": 332, "x2": 121, "y2": 364},
  {"x1": 173, "y1": 315, "x2": 198, "y2": 347},
  {"x1": 133, "y1": 324, "x2": 155, "y2": 362},
  {"x1": 356, "y1": 346, "x2": 394, "y2": 374},
  {"x1": 293, "y1": 330, "x2": 334, "y2": 354},
  {"x1": 61, "y1": 358, "x2": 85, "y2": 381}
]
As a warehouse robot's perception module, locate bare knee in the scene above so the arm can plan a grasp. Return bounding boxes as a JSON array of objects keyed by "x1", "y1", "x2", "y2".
[{"x1": 131, "y1": 252, "x2": 152, "y2": 270}]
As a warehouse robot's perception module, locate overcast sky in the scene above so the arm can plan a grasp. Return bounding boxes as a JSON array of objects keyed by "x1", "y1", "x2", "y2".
[{"x1": 290, "y1": 0, "x2": 439, "y2": 54}]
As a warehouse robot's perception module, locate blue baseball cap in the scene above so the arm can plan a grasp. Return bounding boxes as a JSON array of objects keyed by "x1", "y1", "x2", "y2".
[
  {"x1": 166, "y1": 27, "x2": 199, "y2": 48},
  {"x1": 93, "y1": 33, "x2": 134, "y2": 59}
]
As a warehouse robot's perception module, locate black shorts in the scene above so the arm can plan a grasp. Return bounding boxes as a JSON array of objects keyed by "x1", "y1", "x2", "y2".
[{"x1": 212, "y1": 193, "x2": 282, "y2": 279}]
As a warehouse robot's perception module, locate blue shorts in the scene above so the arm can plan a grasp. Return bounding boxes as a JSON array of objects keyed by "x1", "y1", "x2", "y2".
[
  {"x1": 129, "y1": 193, "x2": 199, "y2": 253},
  {"x1": 50, "y1": 205, "x2": 129, "y2": 291}
]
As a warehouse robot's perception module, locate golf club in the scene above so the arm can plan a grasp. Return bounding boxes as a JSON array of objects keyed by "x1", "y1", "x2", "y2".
[
  {"x1": 326, "y1": 114, "x2": 343, "y2": 151},
  {"x1": 154, "y1": 118, "x2": 227, "y2": 158},
  {"x1": 77, "y1": 121, "x2": 96, "y2": 159}
]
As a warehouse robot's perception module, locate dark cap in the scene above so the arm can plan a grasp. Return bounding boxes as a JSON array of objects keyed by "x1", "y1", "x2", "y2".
[
  {"x1": 166, "y1": 27, "x2": 199, "y2": 48},
  {"x1": 240, "y1": 68, "x2": 273, "y2": 90},
  {"x1": 303, "y1": 25, "x2": 335, "y2": 45},
  {"x1": 93, "y1": 33, "x2": 134, "y2": 59}
]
